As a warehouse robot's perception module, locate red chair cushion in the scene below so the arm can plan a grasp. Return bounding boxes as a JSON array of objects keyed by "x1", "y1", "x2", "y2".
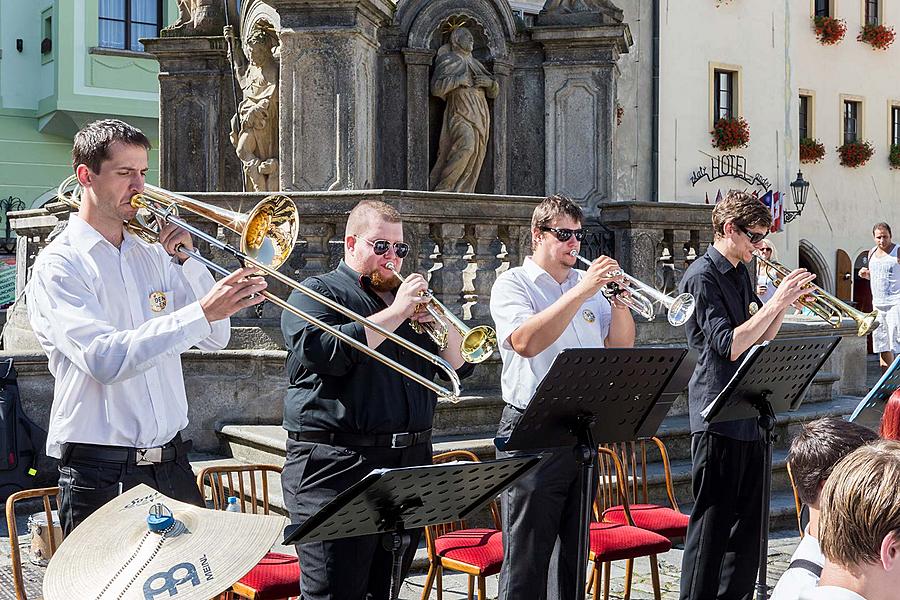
[
  {"x1": 235, "y1": 552, "x2": 301, "y2": 600},
  {"x1": 602, "y1": 504, "x2": 690, "y2": 538},
  {"x1": 589, "y1": 522, "x2": 672, "y2": 562},
  {"x1": 433, "y1": 528, "x2": 504, "y2": 575}
]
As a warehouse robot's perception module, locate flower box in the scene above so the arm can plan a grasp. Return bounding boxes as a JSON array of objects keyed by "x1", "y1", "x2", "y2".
[
  {"x1": 799, "y1": 138, "x2": 826, "y2": 164},
  {"x1": 814, "y1": 16, "x2": 847, "y2": 45},
  {"x1": 711, "y1": 116, "x2": 750, "y2": 151},
  {"x1": 890, "y1": 144, "x2": 900, "y2": 169},
  {"x1": 858, "y1": 23, "x2": 896, "y2": 50},
  {"x1": 837, "y1": 140, "x2": 875, "y2": 168}
]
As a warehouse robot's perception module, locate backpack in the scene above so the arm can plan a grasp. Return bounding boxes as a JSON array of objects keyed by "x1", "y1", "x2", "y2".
[{"x1": 0, "y1": 358, "x2": 47, "y2": 501}]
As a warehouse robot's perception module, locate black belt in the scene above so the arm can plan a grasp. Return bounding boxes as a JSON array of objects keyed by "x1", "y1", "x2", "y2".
[
  {"x1": 65, "y1": 436, "x2": 180, "y2": 466},
  {"x1": 288, "y1": 429, "x2": 432, "y2": 449}
]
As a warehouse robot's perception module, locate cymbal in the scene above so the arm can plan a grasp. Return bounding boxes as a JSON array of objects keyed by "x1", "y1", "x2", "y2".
[{"x1": 43, "y1": 484, "x2": 286, "y2": 600}]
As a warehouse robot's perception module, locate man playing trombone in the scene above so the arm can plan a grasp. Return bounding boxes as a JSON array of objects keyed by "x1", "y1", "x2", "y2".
[
  {"x1": 280, "y1": 200, "x2": 475, "y2": 600},
  {"x1": 678, "y1": 190, "x2": 816, "y2": 600},
  {"x1": 27, "y1": 119, "x2": 267, "y2": 534},
  {"x1": 490, "y1": 194, "x2": 635, "y2": 600}
]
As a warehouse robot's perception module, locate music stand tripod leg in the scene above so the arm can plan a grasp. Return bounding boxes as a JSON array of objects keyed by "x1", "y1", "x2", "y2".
[
  {"x1": 755, "y1": 397, "x2": 777, "y2": 600},
  {"x1": 573, "y1": 416, "x2": 598, "y2": 600}
]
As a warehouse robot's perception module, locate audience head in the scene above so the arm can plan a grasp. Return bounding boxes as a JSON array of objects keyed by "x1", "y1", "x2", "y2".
[{"x1": 880, "y1": 389, "x2": 900, "y2": 441}]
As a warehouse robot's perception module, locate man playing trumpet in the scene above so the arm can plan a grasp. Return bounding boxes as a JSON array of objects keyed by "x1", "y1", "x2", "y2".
[{"x1": 490, "y1": 193, "x2": 635, "y2": 599}]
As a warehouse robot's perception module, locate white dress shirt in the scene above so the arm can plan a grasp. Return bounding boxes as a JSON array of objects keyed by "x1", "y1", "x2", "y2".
[
  {"x1": 27, "y1": 215, "x2": 230, "y2": 458},
  {"x1": 771, "y1": 526, "x2": 825, "y2": 600},
  {"x1": 490, "y1": 257, "x2": 611, "y2": 409},
  {"x1": 799, "y1": 587, "x2": 867, "y2": 600}
]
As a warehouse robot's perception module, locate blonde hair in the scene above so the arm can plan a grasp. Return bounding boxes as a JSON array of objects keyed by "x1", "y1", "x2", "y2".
[{"x1": 818, "y1": 439, "x2": 900, "y2": 566}]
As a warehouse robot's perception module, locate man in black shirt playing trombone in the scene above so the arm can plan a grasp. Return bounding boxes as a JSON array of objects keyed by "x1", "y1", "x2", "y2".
[{"x1": 280, "y1": 200, "x2": 474, "y2": 600}]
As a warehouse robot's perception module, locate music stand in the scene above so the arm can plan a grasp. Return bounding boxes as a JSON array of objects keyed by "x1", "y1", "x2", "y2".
[
  {"x1": 495, "y1": 347, "x2": 691, "y2": 600},
  {"x1": 282, "y1": 456, "x2": 541, "y2": 600},
  {"x1": 702, "y1": 335, "x2": 840, "y2": 600},
  {"x1": 849, "y1": 354, "x2": 900, "y2": 431}
]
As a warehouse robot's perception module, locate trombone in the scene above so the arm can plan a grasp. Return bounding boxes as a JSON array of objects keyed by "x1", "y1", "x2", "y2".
[
  {"x1": 755, "y1": 253, "x2": 878, "y2": 337},
  {"x1": 571, "y1": 252, "x2": 696, "y2": 326},
  {"x1": 55, "y1": 175, "x2": 462, "y2": 402},
  {"x1": 385, "y1": 262, "x2": 497, "y2": 364}
]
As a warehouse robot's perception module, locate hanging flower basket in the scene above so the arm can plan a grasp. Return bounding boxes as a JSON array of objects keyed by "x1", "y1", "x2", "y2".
[
  {"x1": 799, "y1": 138, "x2": 826, "y2": 163},
  {"x1": 858, "y1": 23, "x2": 896, "y2": 50},
  {"x1": 814, "y1": 16, "x2": 847, "y2": 45},
  {"x1": 837, "y1": 140, "x2": 875, "y2": 168},
  {"x1": 890, "y1": 144, "x2": 900, "y2": 169},
  {"x1": 711, "y1": 116, "x2": 750, "y2": 151}
]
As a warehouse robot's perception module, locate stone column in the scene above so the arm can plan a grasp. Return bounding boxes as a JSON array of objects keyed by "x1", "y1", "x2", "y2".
[
  {"x1": 491, "y1": 58, "x2": 512, "y2": 195},
  {"x1": 531, "y1": 25, "x2": 631, "y2": 216},
  {"x1": 270, "y1": 0, "x2": 394, "y2": 192},
  {"x1": 403, "y1": 48, "x2": 435, "y2": 191},
  {"x1": 142, "y1": 36, "x2": 243, "y2": 192}
]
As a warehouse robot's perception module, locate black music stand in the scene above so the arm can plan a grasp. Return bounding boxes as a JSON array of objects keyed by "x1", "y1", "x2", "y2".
[
  {"x1": 701, "y1": 336, "x2": 840, "y2": 600},
  {"x1": 282, "y1": 456, "x2": 541, "y2": 600},
  {"x1": 849, "y1": 354, "x2": 900, "y2": 431},
  {"x1": 495, "y1": 347, "x2": 691, "y2": 600}
]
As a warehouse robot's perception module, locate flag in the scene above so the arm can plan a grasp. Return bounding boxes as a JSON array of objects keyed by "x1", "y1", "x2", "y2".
[
  {"x1": 715, "y1": 189, "x2": 723, "y2": 204},
  {"x1": 771, "y1": 192, "x2": 783, "y2": 232},
  {"x1": 705, "y1": 192, "x2": 710, "y2": 205},
  {"x1": 759, "y1": 190, "x2": 773, "y2": 208}
]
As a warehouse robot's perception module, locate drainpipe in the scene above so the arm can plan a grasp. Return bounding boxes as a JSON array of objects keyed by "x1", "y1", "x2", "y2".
[{"x1": 651, "y1": 0, "x2": 660, "y2": 201}]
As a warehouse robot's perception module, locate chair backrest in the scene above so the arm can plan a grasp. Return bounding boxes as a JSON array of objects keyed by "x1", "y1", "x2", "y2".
[
  {"x1": 786, "y1": 461, "x2": 804, "y2": 537},
  {"x1": 423, "y1": 450, "x2": 502, "y2": 561},
  {"x1": 599, "y1": 437, "x2": 680, "y2": 512},
  {"x1": 196, "y1": 464, "x2": 283, "y2": 515},
  {"x1": 5, "y1": 486, "x2": 62, "y2": 600}
]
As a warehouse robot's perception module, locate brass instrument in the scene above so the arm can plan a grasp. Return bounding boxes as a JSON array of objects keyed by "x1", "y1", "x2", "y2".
[
  {"x1": 756, "y1": 253, "x2": 878, "y2": 337},
  {"x1": 571, "y1": 252, "x2": 696, "y2": 326},
  {"x1": 385, "y1": 262, "x2": 497, "y2": 364},
  {"x1": 56, "y1": 175, "x2": 462, "y2": 401}
]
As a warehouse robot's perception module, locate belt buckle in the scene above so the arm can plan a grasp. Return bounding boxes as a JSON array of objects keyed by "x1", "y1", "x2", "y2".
[
  {"x1": 136, "y1": 447, "x2": 163, "y2": 465},
  {"x1": 390, "y1": 432, "x2": 412, "y2": 449}
]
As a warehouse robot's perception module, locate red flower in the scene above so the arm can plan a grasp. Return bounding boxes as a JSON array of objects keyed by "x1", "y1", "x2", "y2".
[
  {"x1": 814, "y1": 16, "x2": 847, "y2": 45},
  {"x1": 858, "y1": 23, "x2": 896, "y2": 50},
  {"x1": 836, "y1": 141, "x2": 875, "y2": 168},
  {"x1": 800, "y1": 138, "x2": 826, "y2": 164},
  {"x1": 711, "y1": 116, "x2": 750, "y2": 151}
]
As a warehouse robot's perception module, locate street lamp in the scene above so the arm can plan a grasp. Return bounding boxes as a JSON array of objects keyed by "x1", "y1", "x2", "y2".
[{"x1": 783, "y1": 170, "x2": 809, "y2": 223}]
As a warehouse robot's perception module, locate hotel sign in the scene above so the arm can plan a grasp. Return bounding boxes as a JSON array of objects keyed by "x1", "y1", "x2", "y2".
[{"x1": 690, "y1": 153, "x2": 771, "y2": 191}]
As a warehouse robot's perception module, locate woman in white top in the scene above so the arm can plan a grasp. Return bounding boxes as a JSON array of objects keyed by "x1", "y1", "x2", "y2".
[
  {"x1": 756, "y1": 239, "x2": 778, "y2": 304},
  {"x1": 858, "y1": 222, "x2": 900, "y2": 371}
]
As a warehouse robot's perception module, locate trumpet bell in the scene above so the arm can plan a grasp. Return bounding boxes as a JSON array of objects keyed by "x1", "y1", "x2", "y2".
[
  {"x1": 667, "y1": 293, "x2": 696, "y2": 326},
  {"x1": 461, "y1": 325, "x2": 498, "y2": 364},
  {"x1": 857, "y1": 311, "x2": 879, "y2": 337}
]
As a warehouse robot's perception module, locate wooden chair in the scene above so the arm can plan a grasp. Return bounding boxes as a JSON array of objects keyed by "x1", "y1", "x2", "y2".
[
  {"x1": 420, "y1": 450, "x2": 503, "y2": 600},
  {"x1": 197, "y1": 464, "x2": 300, "y2": 600},
  {"x1": 587, "y1": 447, "x2": 672, "y2": 600},
  {"x1": 786, "y1": 461, "x2": 805, "y2": 537},
  {"x1": 598, "y1": 438, "x2": 690, "y2": 540},
  {"x1": 5, "y1": 486, "x2": 62, "y2": 600}
]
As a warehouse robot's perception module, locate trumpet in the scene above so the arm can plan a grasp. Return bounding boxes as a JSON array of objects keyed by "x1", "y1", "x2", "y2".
[
  {"x1": 56, "y1": 175, "x2": 463, "y2": 401},
  {"x1": 385, "y1": 262, "x2": 497, "y2": 364},
  {"x1": 755, "y1": 253, "x2": 878, "y2": 337},
  {"x1": 570, "y1": 252, "x2": 696, "y2": 326}
]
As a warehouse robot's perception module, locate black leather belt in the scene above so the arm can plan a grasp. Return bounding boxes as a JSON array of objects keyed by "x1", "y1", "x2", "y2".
[
  {"x1": 288, "y1": 429, "x2": 432, "y2": 449},
  {"x1": 65, "y1": 436, "x2": 180, "y2": 466}
]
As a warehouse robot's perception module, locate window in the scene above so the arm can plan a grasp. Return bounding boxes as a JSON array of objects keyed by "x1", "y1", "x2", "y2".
[
  {"x1": 98, "y1": 0, "x2": 162, "y2": 52},
  {"x1": 714, "y1": 70, "x2": 734, "y2": 121},
  {"x1": 865, "y1": 0, "x2": 880, "y2": 26},
  {"x1": 892, "y1": 105, "x2": 900, "y2": 146},
  {"x1": 799, "y1": 95, "x2": 811, "y2": 140},
  {"x1": 844, "y1": 100, "x2": 860, "y2": 144},
  {"x1": 814, "y1": 0, "x2": 830, "y2": 17}
]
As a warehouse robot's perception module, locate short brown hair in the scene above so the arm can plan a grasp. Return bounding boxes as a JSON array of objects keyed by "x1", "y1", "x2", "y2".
[
  {"x1": 711, "y1": 190, "x2": 772, "y2": 238},
  {"x1": 345, "y1": 200, "x2": 401, "y2": 236},
  {"x1": 819, "y1": 440, "x2": 900, "y2": 566},
  {"x1": 72, "y1": 119, "x2": 151, "y2": 174},
  {"x1": 531, "y1": 194, "x2": 583, "y2": 250},
  {"x1": 873, "y1": 222, "x2": 892, "y2": 236},
  {"x1": 788, "y1": 417, "x2": 878, "y2": 506}
]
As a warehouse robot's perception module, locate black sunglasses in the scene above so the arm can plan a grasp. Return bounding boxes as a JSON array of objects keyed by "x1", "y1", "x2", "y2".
[
  {"x1": 738, "y1": 225, "x2": 769, "y2": 245},
  {"x1": 539, "y1": 226, "x2": 586, "y2": 242},
  {"x1": 356, "y1": 236, "x2": 411, "y2": 258}
]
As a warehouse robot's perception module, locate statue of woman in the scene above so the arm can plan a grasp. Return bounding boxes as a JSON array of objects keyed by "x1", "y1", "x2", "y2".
[
  {"x1": 429, "y1": 27, "x2": 499, "y2": 193},
  {"x1": 225, "y1": 23, "x2": 280, "y2": 192}
]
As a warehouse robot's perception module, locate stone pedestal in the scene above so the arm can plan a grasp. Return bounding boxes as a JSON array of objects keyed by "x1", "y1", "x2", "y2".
[
  {"x1": 532, "y1": 24, "x2": 631, "y2": 214},
  {"x1": 269, "y1": 0, "x2": 394, "y2": 192},
  {"x1": 142, "y1": 36, "x2": 243, "y2": 192}
]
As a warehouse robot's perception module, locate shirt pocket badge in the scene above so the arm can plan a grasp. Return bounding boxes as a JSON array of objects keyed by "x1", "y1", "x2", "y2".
[
  {"x1": 149, "y1": 290, "x2": 170, "y2": 313},
  {"x1": 582, "y1": 308, "x2": 596, "y2": 323}
]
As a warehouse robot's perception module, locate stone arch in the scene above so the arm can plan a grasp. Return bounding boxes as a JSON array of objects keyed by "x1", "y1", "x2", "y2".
[
  {"x1": 240, "y1": 0, "x2": 281, "y2": 41},
  {"x1": 397, "y1": 0, "x2": 518, "y2": 57},
  {"x1": 799, "y1": 239, "x2": 834, "y2": 294}
]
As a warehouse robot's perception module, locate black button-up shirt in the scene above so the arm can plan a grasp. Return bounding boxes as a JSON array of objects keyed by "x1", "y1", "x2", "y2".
[
  {"x1": 679, "y1": 246, "x2": 762, "y2": 441},
  {"x1": 281, "y1": 261, "x2": 474, "y2": 435}
]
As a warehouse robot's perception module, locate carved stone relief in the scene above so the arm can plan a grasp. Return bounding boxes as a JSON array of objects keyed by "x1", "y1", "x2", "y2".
[
  {"x1": 164, "y1": 0, "x2": 235, "y2": 36},
  {"x1": 539, "y1": 0, "x2": 624, "y2": 25}
]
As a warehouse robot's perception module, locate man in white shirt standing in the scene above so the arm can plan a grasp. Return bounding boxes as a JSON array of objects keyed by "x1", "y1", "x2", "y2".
[
  {"x1": 27, "y1": 119, "x2": 267, "y2": 534},
  {"x1": 799, "y1": 440, "x2": 900, "y2": 600},
  {"x1": 490, "y1": 194, "x2": 635, "y2": 600},
  {"x1": 771, "y1": 418, "x2": 878, "y2": 600}
]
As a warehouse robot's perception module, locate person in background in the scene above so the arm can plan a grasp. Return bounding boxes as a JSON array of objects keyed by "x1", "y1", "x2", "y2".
[
  {"x1": 756, "y1": 239, "x2": 778, "y2": 304},
  {"x1": 878, "y1": 389, "x2": 900, "y2": 441},
  {"x1": 858, "y1": 223, "x2": 900, "y2": 372}
]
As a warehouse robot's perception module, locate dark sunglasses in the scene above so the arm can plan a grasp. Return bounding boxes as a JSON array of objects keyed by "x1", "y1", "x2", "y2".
[
  {"x1": 539, "y1": 226, "x2": 586, "y2": 242},
  {"x1": 738, "y1": 225, "x2": 769, "y2": 245},
  {"x1": 356, "y1": 236, "x2": 411, "y2": 258}
]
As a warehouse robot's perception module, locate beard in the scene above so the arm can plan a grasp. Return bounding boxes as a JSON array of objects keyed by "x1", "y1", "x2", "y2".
[{"x1": 368, "y1": 267, "x2": 398, "y2": 293}]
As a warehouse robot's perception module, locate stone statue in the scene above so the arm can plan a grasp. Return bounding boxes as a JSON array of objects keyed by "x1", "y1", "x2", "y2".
[
  {"x1": 225, "y1": 22, "x2": 280, "y2": 192},
  {"x1": 164, "y1": 0, "x2": 227, "y2": 36},
  {"x1": 540, "y1": 0, "x2": 624, "y2": 24},
  {"x1": 429, "y1": 27, "x2": 499, "y2": 193}
]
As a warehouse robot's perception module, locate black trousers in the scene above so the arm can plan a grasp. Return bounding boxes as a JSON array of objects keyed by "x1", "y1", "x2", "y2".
[
  {"x1": 57, "y1": 436, "x2": 204, "y2": 536},
  {"x1": 281, "y1": 437, "x2": 431, "y2": 600},
  {"x1": 495, "y1": 404, "x2": 596, "y2": 600},
  {"x1": 679, "y1": 431, "x2": 765, "y2": 600}
]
